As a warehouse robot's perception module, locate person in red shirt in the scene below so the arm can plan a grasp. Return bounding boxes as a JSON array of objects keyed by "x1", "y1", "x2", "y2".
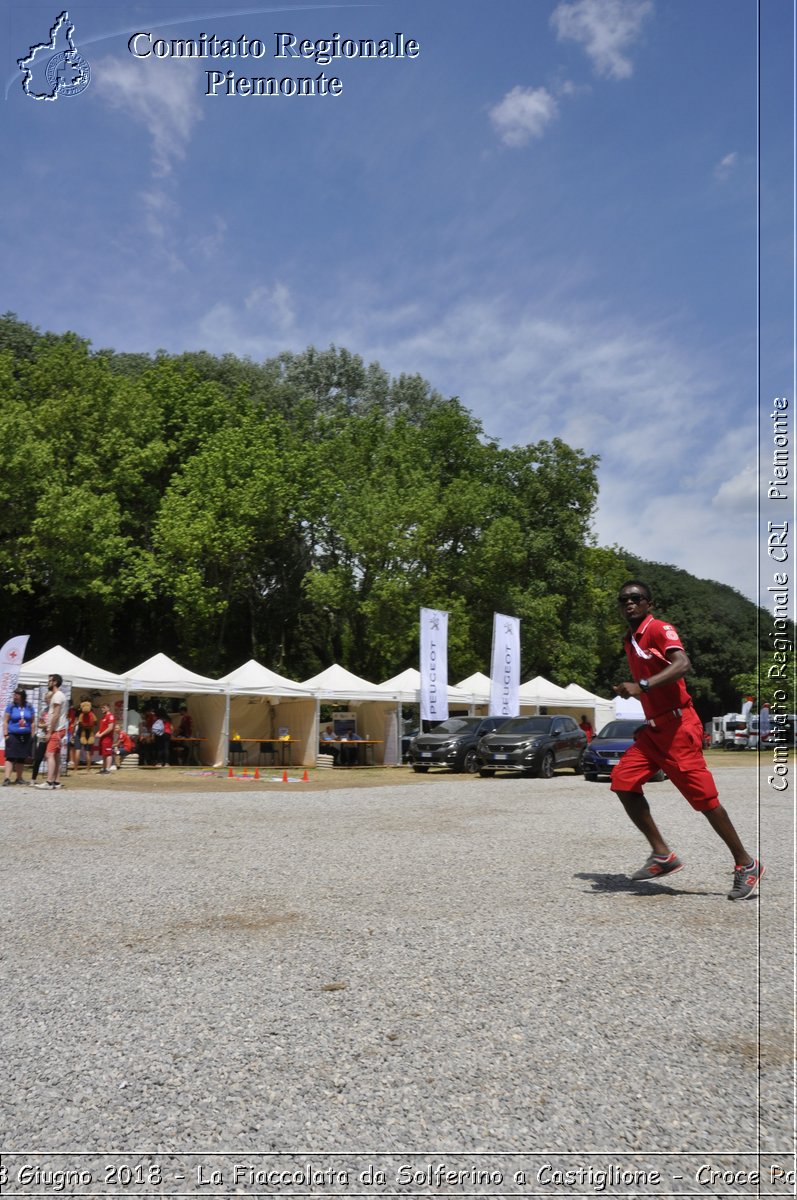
[
  {"x1": 612, "y1": 581, "x2": 764, "y2": 901},
  {"x1": 97, "y1": 704, "x2": 116, "y2": 775}
]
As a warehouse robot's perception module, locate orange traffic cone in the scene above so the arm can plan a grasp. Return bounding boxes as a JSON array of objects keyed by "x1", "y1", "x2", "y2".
[
  {"x1": 282, "y1": 768, "x2": 289, "y2": 783},
  {"x1": 228, "y1": 766, "x2": 234, "y2": 778},
  {"x1": 254, "y1": 766, "x2": 260, "y2": 780},
  {"x1": 302, "y1": 769, "x2": 309, "y2": 782}
]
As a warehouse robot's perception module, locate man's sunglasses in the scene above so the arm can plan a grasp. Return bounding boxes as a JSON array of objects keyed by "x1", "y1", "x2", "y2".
[{"x1": 618, "y1": 593, "x2": 648, "y2": 604}]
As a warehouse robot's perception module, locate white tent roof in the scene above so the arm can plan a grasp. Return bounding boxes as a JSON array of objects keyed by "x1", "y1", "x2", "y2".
[
  {"x1": 379, "y1": 668, "x2": 474, "y2": 705},
  {"x1": 218, "y1": 659, "x2": 312, "y2": 697},
  {"x1": 565, "y1": 682, "x2": 610, "y2": 702},
  {"x1": 124, "y1": 652, "x2": 224, "y2": 695},
  {"x1": 518, "y1": 675, "x2": 575, "y2": 703},
  {"x1": 455, "y1": 671, "x2": 492, "y2": 701},
  {"x1": 20, "y1": 645, "x2": 127, "y2": 690},
  {"x1": 614, "y1": 696, "x2": 645, "y2": 720},
  {"x1": 300, "y1": 663, "x2": 395, "y2": 701}
]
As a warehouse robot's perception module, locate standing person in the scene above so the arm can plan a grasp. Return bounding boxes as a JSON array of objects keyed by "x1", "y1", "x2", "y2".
[
  {"x1": 759, "y1": 702, "x2": 772, "y2": 744},
  {"x1": 31, "y1": 689, "x2": 52, "y2": 782},
  {"x1": 174, "y1": 705, "x2": 193, "y2": 764},
  {"x1": 34, "y1": 673, "x2": 67, "y2": 791},
  {"x1": 3, "y1": 688, "x2": 35, "y2": 786},
  {"x1": 97, "y1": 703, "x2": 116, "y2": 775},
  {"x1": 151, "y1": 710, "x2": 170, "y2": 768},
  {"x1": 612, "y1": 581, "x2": 764, "y2": 901},
  {"x1": 578, "y1": 715, "x2": 593, "y2": 742},
  {"x1": 66, "y1": 704, "x2": 79, "y2": 773},
  {"x1": 76, "y1": 700, "x2": 96, "y2": 770}
]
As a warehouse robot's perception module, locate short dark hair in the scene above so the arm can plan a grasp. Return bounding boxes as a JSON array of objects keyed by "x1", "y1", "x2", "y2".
[
  {"x1": 50, "y1": 673, "x2": 63, "y2": 687},
  {"x1": 618, "y1": 580, "x2": 652, "y2": 600}
]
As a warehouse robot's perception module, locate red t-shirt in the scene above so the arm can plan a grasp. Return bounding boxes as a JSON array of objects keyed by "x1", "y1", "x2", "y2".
[
  {"x1": 623, "y1": 615, "x2": 691, "y2": 719},
  {"x1": 98, "y1": 712, "x2": 115, "y2": 740}
]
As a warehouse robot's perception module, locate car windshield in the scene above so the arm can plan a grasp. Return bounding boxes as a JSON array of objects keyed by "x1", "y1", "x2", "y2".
[
  {"x1": 428, "y1": 717, "x2": 480, "y2": 734},
  {"x1": 495, "y1": 717, "x2": 553, "y2": 734},
  {"x1": 596, "y1": 720, "x2": 644, "y2": 739}
]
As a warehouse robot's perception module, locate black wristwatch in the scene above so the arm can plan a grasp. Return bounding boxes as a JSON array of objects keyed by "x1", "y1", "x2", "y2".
[{"x1": 639, "y1": 678, "x2": 650, "y2": 693}]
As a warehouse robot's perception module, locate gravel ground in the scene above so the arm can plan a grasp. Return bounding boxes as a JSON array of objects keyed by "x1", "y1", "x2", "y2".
[{"x1": 0, "y1": 763, "x2": 792, "y2": 1194}]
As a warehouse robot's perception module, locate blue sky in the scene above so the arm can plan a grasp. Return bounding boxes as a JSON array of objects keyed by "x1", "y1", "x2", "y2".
[{"x1": 3, "y1": 0, "x2": 793, "y2": 602}]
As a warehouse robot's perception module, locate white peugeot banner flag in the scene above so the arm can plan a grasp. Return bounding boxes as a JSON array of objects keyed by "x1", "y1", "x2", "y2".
[
  {"x1": 0, "y1": 635, "x2": 30, "y2": 752},
  {"x1": 489, "y1": 613, "x2": 521, "y2": 718},
  {"x1": 419, "y1": 607, "x2": 448, "y2": 723}
]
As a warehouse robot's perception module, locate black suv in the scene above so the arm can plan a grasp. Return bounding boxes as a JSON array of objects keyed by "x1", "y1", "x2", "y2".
[
  {"x1": 408, "y1": 716, "x2": 507, "y2": 774},
  {"x1": 476, "y1": 715, "x2": 587, "y2": 778}
]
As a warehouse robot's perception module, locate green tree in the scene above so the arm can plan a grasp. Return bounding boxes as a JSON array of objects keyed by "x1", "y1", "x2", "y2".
[{"x1": 150, "y1": 416, "x2": 302, "y2": 671}]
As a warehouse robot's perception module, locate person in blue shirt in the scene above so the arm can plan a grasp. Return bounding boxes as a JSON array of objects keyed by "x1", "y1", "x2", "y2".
[{"x1": 3, "y1": 688, "x2": 35, "y2": 786}]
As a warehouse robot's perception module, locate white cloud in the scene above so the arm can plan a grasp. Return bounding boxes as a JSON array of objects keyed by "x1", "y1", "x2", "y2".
[
  {"x1": 711, "y1": 463, "x2": 756, "y2": 513},
  {"x1": 595, "y1": 485, "x2": 756, "y2": 597},
  {"x1": 353, "y1": 294, "x2": 756, "y2": 596},
  {"x1": 245, "y1": 282, "x2": 296, "y2": 335},
  {"x1": 551, "y1": 0, "x2": 654, "y2": 80},
  {"x1": 489, "y1": 86, "x2": 559, "y2": 146},
  {"x1": 198, "y1": 283, "x2": 297, "y2": 356},
  {"x1": 93, "y1": 55, "x2": 203, "y2": 176},
  {"x1": 139, "y1": 187, "x2": 179, "y2": 239},
  {"x1": 714, "y1": 151, "x2": 739, "y2": 182},
  {"x1": 193, "y1": 216, "x2": 228, "y2": 261}
]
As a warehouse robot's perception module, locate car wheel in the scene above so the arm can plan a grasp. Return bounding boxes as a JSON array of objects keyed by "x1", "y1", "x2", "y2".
[
  {"x1": 539, "y1": 751, "x2": 555, "y2": 779},
  {"x1": 462, "y1": 748, "x2": 478, "y2": 774},
  {"x1": 478, "y1": 768, "x2": 495, "y2": 778},
  {"x1": 573, "y1": 750, "x2": 585, "y2": 774},
  {"x1": 412, "y1": 764, "x2": 429, "y2": 773},
  {"x1": 585, "y1": 772, "x2": 598, "y2": 782}
]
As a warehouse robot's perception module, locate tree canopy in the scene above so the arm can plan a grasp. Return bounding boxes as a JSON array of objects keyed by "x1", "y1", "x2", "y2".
[{"x1": 1, "y1": 313, "x2": 767, "y2": 712}]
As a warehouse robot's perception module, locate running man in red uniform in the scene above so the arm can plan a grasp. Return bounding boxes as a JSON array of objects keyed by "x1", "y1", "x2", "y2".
[{"x1": 612, "y1": 581, "x2": 764, "y2": 901}]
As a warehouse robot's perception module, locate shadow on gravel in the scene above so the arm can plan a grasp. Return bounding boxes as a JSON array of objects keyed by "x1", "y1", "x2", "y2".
[{"x1": 574, "y1": 872, "x2": 723, "y2": 898}]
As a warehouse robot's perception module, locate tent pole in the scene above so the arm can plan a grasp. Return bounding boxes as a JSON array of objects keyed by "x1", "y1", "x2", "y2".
[{"x1": 222, "y1": 689, "x2": 231, "y2": 766}]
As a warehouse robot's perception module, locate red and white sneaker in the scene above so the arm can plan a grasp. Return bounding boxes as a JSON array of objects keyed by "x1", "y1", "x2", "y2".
[
  {"x1": 631, "y1": 852, "x2": 683, "y2": 881},
  {"x1": 728, "y1": 859, "x2": 765, "y2": 901}
]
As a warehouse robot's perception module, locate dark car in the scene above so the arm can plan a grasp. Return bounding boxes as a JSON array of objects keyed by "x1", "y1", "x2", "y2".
[
  {"x1": 582, "y1": 718, "x2": 664, "y2": 782},
  {"x1": 476, "y1": 715, "x2": 587, "y2": 778},
  {"x1": 408, "y1": 716, "x2": 507, "y2": 774},
  {"x1": 401, "y1": 728, "x2": 420, "y2": 763}
]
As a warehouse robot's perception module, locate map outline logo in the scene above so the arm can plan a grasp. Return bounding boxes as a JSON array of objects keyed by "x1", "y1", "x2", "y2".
[{"x1": 17, "y1": 10, "x2": 91, "y2": 100}]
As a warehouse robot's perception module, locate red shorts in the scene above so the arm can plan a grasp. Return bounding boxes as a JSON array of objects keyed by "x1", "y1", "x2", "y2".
[
  {"x1": 611, "y1": 705, "x2": 719, "y2": 812},
  {"x1": 46, "y1": 729, "x2": 66, "y2": 756},
  {"x1": 99, "y1": 736, "x2": 113, "y2": 757}
]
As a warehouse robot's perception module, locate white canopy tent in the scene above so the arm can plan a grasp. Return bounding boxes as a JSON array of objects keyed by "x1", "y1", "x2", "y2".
[
  {"x1": 614, "y1": 695, "x2": 646, "y2": 721},
  {"x1": 454, "y1": 670, "x2": 613, "y2": 728},
  {"x1": 20, "y1": 646, "x2": 135, "y2": 739},
  {"x1": 455, "y1": 672, "x2": 492, "y2": 708},
  {"x1": 218, "y1": 660, "x2": 316, "y2": 768},
  {"x1": 564, "y1": 683, "x2": 615, "y2": 732},
  {"x1": 517, "y1": 675, "x2": 574, "y2": 706},
  {"x1": 20, "y1": 645, "x2": 129, "y2": 692},
  {"x1": 300, "y1": 664, "x2": 401, "y2": 765},
  {"x1": 124, "y1": 652, "x2": 223, "y2": 694},
  {"x1": 124, "y1": 653, "x2": 227, "y2": 766},
  {"x1": 379, "y1": 667, "x2": 475, "y2": 707},
  {"x1": 458, "y1": 672, "x2": 573, "y2": 714},
  {"x1": 378, "y1": 668, "x2": 476, "y2": 760}
]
